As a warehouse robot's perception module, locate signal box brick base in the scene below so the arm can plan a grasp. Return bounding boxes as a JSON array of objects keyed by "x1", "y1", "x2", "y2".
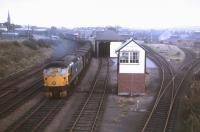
[{"x1": 118, "y1": 73, "x2": 145, "y2": 96}]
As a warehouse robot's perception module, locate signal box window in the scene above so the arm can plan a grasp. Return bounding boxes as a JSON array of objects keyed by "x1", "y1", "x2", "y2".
[
  {"x1": 130, "y1": 52, "x2": 139, "y2": 63},
  {"x1": 120, "y1": 52, "x2": 129, "y2": 63}
]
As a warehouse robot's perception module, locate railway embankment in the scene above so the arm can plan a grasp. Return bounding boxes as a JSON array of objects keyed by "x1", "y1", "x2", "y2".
[
  {"x1": 0, "y1": 39, "x2": 53, "y2": 79},
  {"x1": 146, "y1": 44, "x2": 185, "y2": 67},
  {"x1": 182, "y1": 79, "x2": 200, "y2": 132}
]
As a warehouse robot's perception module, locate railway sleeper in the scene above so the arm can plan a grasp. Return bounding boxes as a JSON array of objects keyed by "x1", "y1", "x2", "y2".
[
  {"x1": 75, "y1": 124, "x2": 93, "y2": 127},
  {"x1": 78, "y1": 116, "x2": 96, "y2": 120}
]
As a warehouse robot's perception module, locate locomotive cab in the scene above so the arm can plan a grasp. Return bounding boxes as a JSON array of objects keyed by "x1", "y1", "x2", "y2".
[
  {"x1": 43, "y1": 62, "x2": 70, "y2": 97},
  {"x1": 42, "y1": 43, "x2": 92, "y2": 98}
]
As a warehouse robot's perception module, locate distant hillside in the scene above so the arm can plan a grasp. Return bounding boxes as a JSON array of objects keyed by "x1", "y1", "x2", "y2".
[{"x1": 0, "y1": 39, "x2": 53, "y2": 79}]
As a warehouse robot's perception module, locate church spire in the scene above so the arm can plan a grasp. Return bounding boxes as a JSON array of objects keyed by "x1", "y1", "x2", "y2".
[
  {"x1": 6, "y1": 10, "x2": 12, "y2": 31},
  {"x1": 7, "y1": 10, "x2": 10, "y2": 24}
]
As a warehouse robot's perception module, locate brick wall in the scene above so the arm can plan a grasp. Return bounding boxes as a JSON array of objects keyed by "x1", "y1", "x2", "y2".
[{"x1": 118, "y1": 73, "x2": 145, "y2": 95}]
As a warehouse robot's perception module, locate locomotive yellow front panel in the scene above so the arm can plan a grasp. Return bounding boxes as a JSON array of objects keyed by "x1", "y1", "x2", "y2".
[
  {"x1": 43, "y1": 68, "x2": 68, "y2": 87},
  {"x1": 44, "y1": 75, "x2": 67, "y2": 86}
]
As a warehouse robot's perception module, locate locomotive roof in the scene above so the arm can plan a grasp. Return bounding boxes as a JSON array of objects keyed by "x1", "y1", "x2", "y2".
[
  {"x1": 77, "y1": 48, "x2": 90, "y2": 52},
  {"x1": 63, "y1": 55, "x2": 78, "y2": 64},
  {"x1": 44, "y1": 44, "x2": 91, "y2": 69},
  {"x1": 79, "y1": 46, "x2": 91, "y2": 50},
  {"x1": 76, "y1": 47, "x2": 91, "y2": 54},
  {"x1": 45, "y1": 55, "x2": 78, "y2": 69},
  {"x1": 45, "y1": 61, "x2": 67, "y2": 68},
  {"x1": 75, "y1": 51, "x2": 86, "y2": 56},
  {"x1": 78, "y1": 44, "x2": 91, "y2": 50}
]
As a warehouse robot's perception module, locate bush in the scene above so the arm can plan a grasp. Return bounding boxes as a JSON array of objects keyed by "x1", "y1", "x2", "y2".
[
  {"x1": 182, "y1": 82, "x2": 200, "y2": 132},
  {"x1": 22, "y1": 39, "x2": 51, "y2": 49},
  {"x1": 37, "y1": 40, "x2": 50, "y2": 48},
  {"x1": 0, "y1": 72, "x2": 5, "y2": 78},
  {"x1": 13, "y1": 41, "x2": 21, "y2": 47},
  {"x1": 22, "y1": 40, "x2": 38, "y2": 50}
]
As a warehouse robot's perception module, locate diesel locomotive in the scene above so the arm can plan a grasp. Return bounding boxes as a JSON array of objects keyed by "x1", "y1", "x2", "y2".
[{"x1": 43, "y1": 44, "x2": 92, "y2": 98}]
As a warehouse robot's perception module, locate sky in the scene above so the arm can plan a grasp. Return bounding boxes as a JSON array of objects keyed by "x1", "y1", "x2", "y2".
[{"x1": 0, "y1": 0, "x2": 200, "y2": 29}]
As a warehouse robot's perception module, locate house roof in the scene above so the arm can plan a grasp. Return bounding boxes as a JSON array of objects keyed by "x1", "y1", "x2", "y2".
[
  {"x1": 95, "y1": 30, "x2": 124, "y2": 41},
  {"x1": 115, "y1": 38, "x2": 146, "y2": 52}
]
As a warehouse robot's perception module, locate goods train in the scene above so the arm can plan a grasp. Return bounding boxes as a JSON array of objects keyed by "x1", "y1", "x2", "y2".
[{"x1": 43, "y1": 43, "x2": 92, "y2": 98}]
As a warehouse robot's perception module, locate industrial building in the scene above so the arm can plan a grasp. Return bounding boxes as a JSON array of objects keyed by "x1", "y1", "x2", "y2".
[{"x1": 93, "y1": 30, "x2": 124, "y2": 57}]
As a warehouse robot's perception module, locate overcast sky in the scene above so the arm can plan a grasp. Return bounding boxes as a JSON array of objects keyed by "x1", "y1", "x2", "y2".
[{"x1": 0, "y1": 0, "x2": 200, "y2": 29}]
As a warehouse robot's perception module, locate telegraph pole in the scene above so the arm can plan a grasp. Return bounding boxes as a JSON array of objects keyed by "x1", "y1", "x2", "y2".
[{"x1": 28, "y1": 24, "x2": 30, "y2": 40}]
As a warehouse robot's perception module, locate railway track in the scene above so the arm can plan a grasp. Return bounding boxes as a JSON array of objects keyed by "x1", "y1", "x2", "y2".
[
  {"x1": 0, "y1": 66, "x2": 44, "y2": 116},
  {"x1": 67, "y1": 58, "x2": 109, "y2": 132},
  {"x1": 0, "y1": 50, "x2": 77, "y2": 100},
  {"x1": 139, "y1": 46, "x2": 174, "y2": 131},
  {"x1": 6, "y1": 98, "x2": 65, "y2": 132},
  {"x1": 0, "y1": 78, "x2": 43, "y2": 118},
  {"x1": 140, "y1": 46, "x2": 200, "y2": 132},
  {"x1": 0, "y1": 52, "x2": 72, "y2": 118},
  {"x1": 0, "y1": 63, "x2": 45, "y2": 92},
  {"x1": 163, "y1": 59, "x2": 200, "y2": 132}
]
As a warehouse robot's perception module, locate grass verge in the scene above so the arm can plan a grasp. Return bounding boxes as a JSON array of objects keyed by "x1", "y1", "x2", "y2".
[{"x1": 0, "y1": 39, "x2": 53, "y2": 79}]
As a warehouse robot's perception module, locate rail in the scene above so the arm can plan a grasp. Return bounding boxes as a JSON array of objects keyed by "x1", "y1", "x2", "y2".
[
  {"x1": 140, "y1": 45, "x2": 200, "y2": 132},
  {"x1": 68, "y1": 58, "x2": 109, "y2": 132}
]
